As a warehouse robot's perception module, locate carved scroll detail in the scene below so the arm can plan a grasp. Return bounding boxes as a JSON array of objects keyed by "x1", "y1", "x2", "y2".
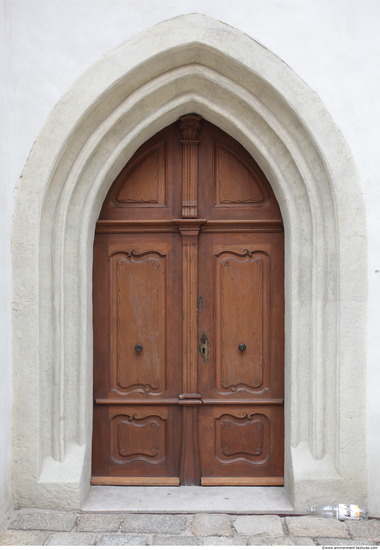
[
  {"x1": 215, "y1": 248, "x2": 269, "y2": 258},
  {"x1": 180, "y1": 114, "x2": 201, "y2": 142},
  {"x1": 122, "y1": 249, "x2": 166, "y2": 258}
]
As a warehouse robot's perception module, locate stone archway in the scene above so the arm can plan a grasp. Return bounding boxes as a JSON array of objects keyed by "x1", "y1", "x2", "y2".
[{"x1": 12, "y1": 14, "x2": 367, "y2": 510}]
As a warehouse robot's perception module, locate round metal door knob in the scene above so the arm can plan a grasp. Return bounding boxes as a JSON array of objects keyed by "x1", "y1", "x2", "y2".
[
  {"x1": 238, "y1": 343, "x2": 247, "y2": 352},
  {"x1": 135, "y1": 344, "x2": 143, "y2": 353}
]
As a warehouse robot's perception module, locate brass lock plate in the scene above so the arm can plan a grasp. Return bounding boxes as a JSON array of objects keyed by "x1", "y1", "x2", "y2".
[{"x1": 199, "y1": 331, "x2": 209, "y2": 363}]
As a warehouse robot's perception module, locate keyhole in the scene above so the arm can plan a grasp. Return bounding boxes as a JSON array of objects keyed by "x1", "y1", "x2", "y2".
[{"x1": 199, "y1": 332, "x2": 209, "y2": 363}]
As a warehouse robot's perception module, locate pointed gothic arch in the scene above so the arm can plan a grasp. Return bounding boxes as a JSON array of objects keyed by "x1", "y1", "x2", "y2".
[{"x1": 12, "y1": 14, "x2": 367, "y2": 510}]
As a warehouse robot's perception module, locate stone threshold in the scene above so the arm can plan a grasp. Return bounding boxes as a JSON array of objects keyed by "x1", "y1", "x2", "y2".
[{"x1": 82, "y1": 486, "x2": 294, "y2": 514}]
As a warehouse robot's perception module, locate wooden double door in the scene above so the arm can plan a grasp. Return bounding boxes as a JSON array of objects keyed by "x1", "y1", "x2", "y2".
[{"x1": 92, "y1": 116, "x2": 284, "y2": 486}]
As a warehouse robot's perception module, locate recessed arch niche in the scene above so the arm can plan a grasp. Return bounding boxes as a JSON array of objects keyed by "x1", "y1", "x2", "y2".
[{"x1": 12, "y1": 14, "x2": 367, "y2": 510}]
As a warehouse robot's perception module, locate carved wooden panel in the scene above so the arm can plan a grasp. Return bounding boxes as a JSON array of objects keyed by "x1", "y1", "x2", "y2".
[
  {"x1": 197, "y1": 233, "x2": 283, "y2": 406},
  {"x1": 109, "y1": 140, "x2": 167, "y2": 207},
  {"x1": 110, "y1": 248, "x2": 167, "y2": 396},
  {"x1": 92, "y1": 405, "x2": 181, "y2": 481},
  {"x1": 214, "y1": 142, "x2": 270, "y2": 206},
  {"x1": 214, "y1": 247, "x2": 271, "y2": 395},
  {"x1": 98, "y1": 122, "x2": 182, "y2": 220},
  {"x1": 197, "y1": 120, "x2": 282, "y2": 221},
  {"x1": 215, "y1": 412, "x2": 269, "y2": 464},
  {"x1": 111, "y1": 413, "x2": 167, "y2": 465},
  {"x1": 93, "y1": 232, "x2": 182, "y2": 407},
  {"x1": 198, "y1": 405, "x2": 283, "y2": 481}
]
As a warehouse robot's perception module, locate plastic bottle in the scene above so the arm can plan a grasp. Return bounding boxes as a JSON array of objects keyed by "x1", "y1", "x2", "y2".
[{"x1": 309, "y1": 504, "x2": 368, "y2": 520}]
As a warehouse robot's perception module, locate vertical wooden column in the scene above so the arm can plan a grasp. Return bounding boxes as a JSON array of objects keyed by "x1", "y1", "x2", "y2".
[
  {"x1": 175, "y1": 220, "x2": 205, "y2": 485},
  {"x1": 176, "y1": 115, "x2": 203, "y2": 484},
  {"x1": 180, "y1": 115, "x2": 201, "y2": 218},
  {"x1": 176, "y1": 221, "x2": 205, "y2": 395}
]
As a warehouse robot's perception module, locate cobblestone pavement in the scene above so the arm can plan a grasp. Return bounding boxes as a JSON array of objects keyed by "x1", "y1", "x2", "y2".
[{"x1": 0, "y1": 510, "x2": 379, "y2": 546}]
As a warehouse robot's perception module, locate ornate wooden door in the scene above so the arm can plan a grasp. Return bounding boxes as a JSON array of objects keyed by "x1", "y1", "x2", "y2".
[{"x1": 92, "y1": 116, "x2": 284, "y2": 486}]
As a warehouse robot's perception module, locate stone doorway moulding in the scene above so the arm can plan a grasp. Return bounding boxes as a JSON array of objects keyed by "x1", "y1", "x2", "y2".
[{"x1": 12, "y1": 14, "x2": 367, "y2": 511}]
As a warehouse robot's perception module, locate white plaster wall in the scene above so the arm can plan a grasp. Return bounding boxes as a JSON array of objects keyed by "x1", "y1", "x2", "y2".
[
  {"x1": 2, "y1": 0, "x2": 380, "y2": 517},
  {"x1": 0, "y1": 0, "x2": 13, "y2": 521}
]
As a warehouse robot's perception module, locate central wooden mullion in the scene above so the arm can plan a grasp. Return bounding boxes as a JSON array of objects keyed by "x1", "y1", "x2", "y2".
[
  {"x1": 174, "y1": 116, "x2": 203, "y2": 485},
  {"x1": 175, "y1": 220, "x2": 205, "y2": 485},
  {"x1": 180, "y1": 114, "x2": 201, "y2": 219},
  {"x1": 177, "y1": 222, "x2": 204, "y2": 394}
]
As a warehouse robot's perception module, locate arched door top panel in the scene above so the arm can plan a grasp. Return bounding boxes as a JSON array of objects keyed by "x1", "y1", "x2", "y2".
[{"x1": 99, "y1": 118, "x2": 282, "y2": 223}]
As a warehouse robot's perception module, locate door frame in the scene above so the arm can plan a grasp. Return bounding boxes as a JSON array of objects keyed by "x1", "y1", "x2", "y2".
[
  {"x1": 11, "y1": 15, "x2": 367, "y2": 511},
  {"x1": 91, "y1": 117, "x2": 285, "y2": 486}
]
